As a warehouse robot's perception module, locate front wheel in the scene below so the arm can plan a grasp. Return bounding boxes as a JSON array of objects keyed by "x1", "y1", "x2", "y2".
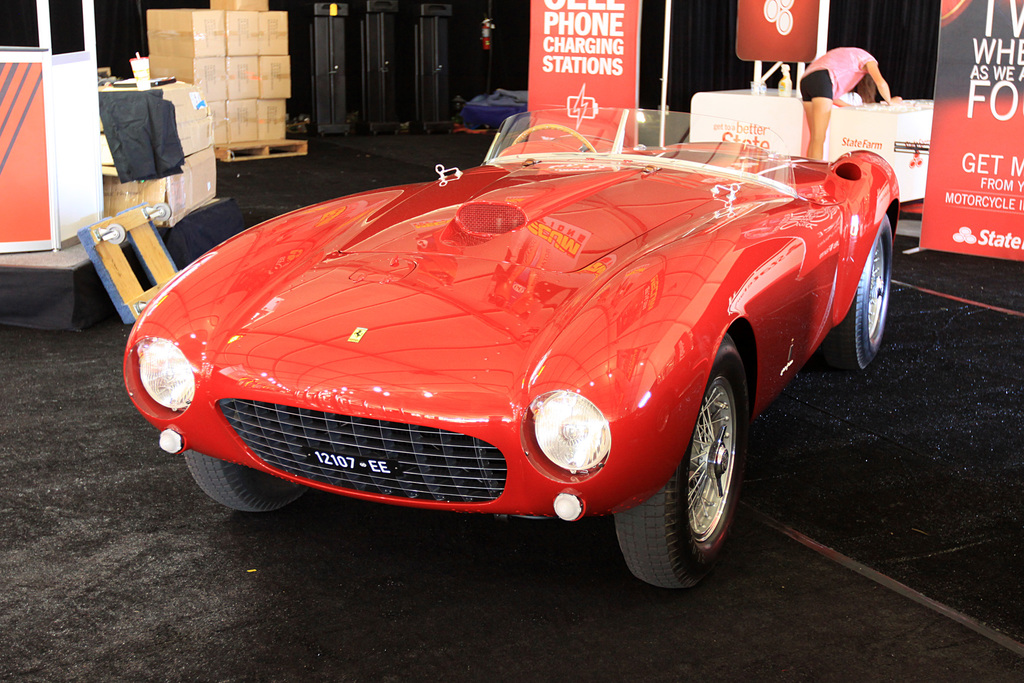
[
  {"x1": 820, "y1": 217, "x2": 893, "y2": 370},
  {"x1": 184, "y1": 450, "x2": 307, "y2": 512},
  {"x1": 614, "y1": 335, "x2": 749, "y2": 588}
]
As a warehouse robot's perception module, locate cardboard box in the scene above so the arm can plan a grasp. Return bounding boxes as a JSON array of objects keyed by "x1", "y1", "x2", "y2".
[
  {"x1": 257, "y1": 99, "x2": 287, "y2": 140},
  {"x1": 258, "y1": 11, "x2": 289, "y2": 55},
  {"x1": 103, "y1": 146, "x2": 217, "y2": 227},
  {"x1": 258, "y1": 56, "x2": 291, "y2": 99},
  {"x1": 211, "y1": 0, "x2": 268, "y2": 10},
  {"x1": 226, "y1": 99, "x2": 259, "y2": 143},
  {"x1": 210, "y1": 101, "x2": 229, "y2": 145},
  {"x1": 147, "y1": 10, "x2": 226, "y2": 58},
  {"x1": 150, "y1": 56, "x2": 228, "y2": 102},
  {"x1": 226, "y1": 55, "x2": 260, "y2": 100},
  {"x1": 226, "y1": 11, "x2": 260, "y2": 55},
  {"x1": 99, "y1": 81, "x2": 214, "y2": 161},
  {"x1": 159, "y1": 82, "x2": 214, "y2": 156}
]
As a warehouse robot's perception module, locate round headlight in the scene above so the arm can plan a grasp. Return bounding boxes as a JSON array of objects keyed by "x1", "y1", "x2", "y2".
[
  {"x1": 136, "y1": 337, "x2": 195, "y2": 411},
  {"x1": 530, "y1": 391, "x2": 611, "y2": 473}
]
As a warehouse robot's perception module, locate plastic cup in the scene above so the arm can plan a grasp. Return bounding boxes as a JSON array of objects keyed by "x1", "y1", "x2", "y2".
[{"x1": 130, "y1": 56, "x2": 151, "y2": 90}]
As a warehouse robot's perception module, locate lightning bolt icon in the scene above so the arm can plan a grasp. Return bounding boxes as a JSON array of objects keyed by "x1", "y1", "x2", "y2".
[{"x1": 566, "y1": 83, "x2": 599, "y2": 128}]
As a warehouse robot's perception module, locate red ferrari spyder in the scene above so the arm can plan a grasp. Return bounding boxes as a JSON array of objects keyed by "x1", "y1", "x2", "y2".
[{"x1": 124, "y1": 109, "x2": 898, "y2": 588}]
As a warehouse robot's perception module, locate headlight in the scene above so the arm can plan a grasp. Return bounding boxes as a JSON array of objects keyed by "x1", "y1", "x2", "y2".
[
  {"x1": 529, "y1": 391, "x2": 611, "y2": 473},
  {"x1": 136, "y1": 337, "x2": 195, "y2": 411}
]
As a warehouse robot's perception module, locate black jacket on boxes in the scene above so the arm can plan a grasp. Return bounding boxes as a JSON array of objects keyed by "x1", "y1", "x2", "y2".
[{"x1": 99, "y1": 90, "x2": 184, "y2": 183}]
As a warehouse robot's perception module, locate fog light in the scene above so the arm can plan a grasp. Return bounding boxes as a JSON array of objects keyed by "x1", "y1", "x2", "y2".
[
  {"x1": 159, "y1": 429, "x2": 185, "y2": 454},
  {"x1": 553, "y1": 492, "x2": 584, "y2": 521}
]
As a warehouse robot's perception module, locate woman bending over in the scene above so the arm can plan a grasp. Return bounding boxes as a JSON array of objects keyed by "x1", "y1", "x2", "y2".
[{"x1": 799, "y1": 47, "x2": 902, "y2": 160}]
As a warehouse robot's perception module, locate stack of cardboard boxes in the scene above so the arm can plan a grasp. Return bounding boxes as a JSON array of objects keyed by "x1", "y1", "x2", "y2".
[
  {"x1": 99, "y1": 81, "x2": 217, "y2": 226},
  {"x1": 148, "y1": 0, "x2": 291, "y2": 146}
]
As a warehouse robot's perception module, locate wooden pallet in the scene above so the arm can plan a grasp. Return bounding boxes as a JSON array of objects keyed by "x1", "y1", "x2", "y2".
[{"x1": 214, "y1": 139, "x2": 308, "y2": 162}]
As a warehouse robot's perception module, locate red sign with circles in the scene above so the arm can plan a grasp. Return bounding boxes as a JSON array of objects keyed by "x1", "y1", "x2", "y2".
[{"x1": 736, "y1": 0, "x2": 823, "y2": 63}]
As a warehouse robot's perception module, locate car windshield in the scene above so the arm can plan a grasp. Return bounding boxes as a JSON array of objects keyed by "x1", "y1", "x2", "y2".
[{"x1": 484, "y1": 108, "x2": 795, "y2": 194}]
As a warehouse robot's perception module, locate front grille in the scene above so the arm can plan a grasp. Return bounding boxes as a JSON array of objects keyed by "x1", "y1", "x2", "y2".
[{"x1": 219, "y1": 398, "x2": 507, "y2": 503}]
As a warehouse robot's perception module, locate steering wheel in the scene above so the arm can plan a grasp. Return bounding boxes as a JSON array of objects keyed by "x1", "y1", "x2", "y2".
[{"x1": 511, "y1": 124, "x2": 597, "y2": 153}]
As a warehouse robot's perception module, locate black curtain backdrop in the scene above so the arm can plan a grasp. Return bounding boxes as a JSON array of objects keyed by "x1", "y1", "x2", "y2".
[{"x1": 0, "y1": 0, "x2": 940, "y2": 118}]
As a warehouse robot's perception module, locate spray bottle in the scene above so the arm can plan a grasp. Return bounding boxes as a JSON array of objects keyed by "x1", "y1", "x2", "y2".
[{"x1": 778, "y1": 64, "x2": 793, "y2": 97}]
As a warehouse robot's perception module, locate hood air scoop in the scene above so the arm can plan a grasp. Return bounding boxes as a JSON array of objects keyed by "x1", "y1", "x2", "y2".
[{"x1": 455, "y1": 201, "x2": 528, "y2": 238}]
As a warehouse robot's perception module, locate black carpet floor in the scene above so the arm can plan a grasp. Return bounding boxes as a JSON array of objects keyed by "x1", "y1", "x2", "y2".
[{"x1": 2, "y1": 134, "x2": 1023, "y2": 680}]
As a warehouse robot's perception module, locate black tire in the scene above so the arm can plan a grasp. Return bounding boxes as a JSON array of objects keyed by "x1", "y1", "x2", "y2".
[
  {"x1": 614, "y1": 335, "x2": 749, "y2": 588},
  {"x1": 820, "y1": 217, "x2": 893, "y2": 370},
  {"x1": 184, "y1": 450, "x2": 307, "y2": 512}
]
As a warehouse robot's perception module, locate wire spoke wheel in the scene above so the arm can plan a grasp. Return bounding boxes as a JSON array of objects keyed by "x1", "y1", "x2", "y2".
[
  {"x1": 867, "y1": 240, "x2": 887, "y2": 342},
  {"x1": 687, "y1": 378, "x2": 736, "y2": 542},
  {"x1": 614, "y1": 335, "x2": 748, "y2": 588},
  {"x1": 820, "y1": 216, "x2": 892, "y2": 370}
]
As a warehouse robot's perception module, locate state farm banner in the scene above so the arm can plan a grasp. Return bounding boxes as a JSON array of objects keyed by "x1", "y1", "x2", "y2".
[
  {"x1": 528, "y1": 0, "x2": 642, "y2": 113},
  {"x1": 921, "y1": 0, "x2": 1024, "y2": 261}
]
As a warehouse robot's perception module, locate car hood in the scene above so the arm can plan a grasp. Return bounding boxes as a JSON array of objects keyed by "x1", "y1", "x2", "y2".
[
  {"x1": 310, "y1": 161, "x2": 731, "y2": 274},
  {"x1": 162, "y1": 161, "x2": 771, "y2": 422},
  {"x1": 207, "y1": 250, "x2": 591, "y2": 422}
]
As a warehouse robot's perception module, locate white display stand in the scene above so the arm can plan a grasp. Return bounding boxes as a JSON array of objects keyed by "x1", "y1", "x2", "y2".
[
  {"x1": 0, "y1": 0, "x2": 102, "y2": 253},
  {"x1": 828, "y1": 100, "x2": 933, "y2": 202},
  {"x1": 690, "y1": 89, "x2": 810, "y2": 156}
]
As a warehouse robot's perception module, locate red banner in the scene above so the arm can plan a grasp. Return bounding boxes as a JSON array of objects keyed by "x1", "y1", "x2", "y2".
[
  {"x1": 921, "y1": 0, "x2": 1024, "y2": 261},
  {"x1": 528, "y1": 0, "x2": 643, "y2": 112},
  {"x1": 736, "y1": 0, "x2": 823, "y2": 63},
  {"x1": 0, "y1": 62, "x2": 51, "y2": 246}
]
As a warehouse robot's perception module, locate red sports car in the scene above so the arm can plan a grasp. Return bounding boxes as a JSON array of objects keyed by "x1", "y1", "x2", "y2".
[{"x1": 124, "y1": 109, "x2": 898, "y2": 588}]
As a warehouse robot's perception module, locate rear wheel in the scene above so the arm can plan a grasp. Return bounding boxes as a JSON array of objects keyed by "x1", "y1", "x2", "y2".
[
  {"x1": 821, "y1": 217, "x2": 893, "y2": 370},
  {"x1": 614, "y1": 335, "x2": 749, "y2": 588},
  {"x1": 184, "y1": 450, "x2": 307, "y2": 512}
]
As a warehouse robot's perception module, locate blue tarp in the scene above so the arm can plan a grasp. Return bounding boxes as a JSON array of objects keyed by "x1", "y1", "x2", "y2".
[{"x1": 461, "y1": 89, "x2": 528, "y2": 129}]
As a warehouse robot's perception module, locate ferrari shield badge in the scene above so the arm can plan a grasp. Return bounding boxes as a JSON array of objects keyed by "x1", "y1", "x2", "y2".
[{"x1": 348, "y1": 327, "x2": 368, "y2": 343}]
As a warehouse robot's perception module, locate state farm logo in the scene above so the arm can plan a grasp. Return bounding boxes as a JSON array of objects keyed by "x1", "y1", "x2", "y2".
[
  {"x1": 764, "y1": 0, "x2": 794, "y2": 36},
  {"x1": 951, "y1": 226, "x2": 1024, "y2": 250},
  {"x1": 952, "y1": 227, "x2": 977, "y2": 244}
]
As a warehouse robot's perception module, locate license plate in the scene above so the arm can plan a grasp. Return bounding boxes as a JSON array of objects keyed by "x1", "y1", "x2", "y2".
[{"x1": 307, "y1": 448, "x2": 403, "y2": 476}]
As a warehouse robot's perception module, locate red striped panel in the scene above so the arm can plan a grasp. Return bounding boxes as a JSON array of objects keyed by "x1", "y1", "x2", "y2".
[{"x1": 0, "y1": 62, "x2": 51, "y2": 245}]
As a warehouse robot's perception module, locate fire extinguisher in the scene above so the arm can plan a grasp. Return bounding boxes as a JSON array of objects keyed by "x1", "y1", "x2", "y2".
[{"x1": 481, "y1": 17, "x2": 494, "y2": 50}]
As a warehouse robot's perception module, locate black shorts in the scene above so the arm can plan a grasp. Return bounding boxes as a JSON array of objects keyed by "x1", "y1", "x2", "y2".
[{"x1": 800, "y1": 69, "x2": 834, "y2": 101}]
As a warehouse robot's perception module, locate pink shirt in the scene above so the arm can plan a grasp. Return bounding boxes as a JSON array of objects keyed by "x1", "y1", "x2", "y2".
[{"x1": 805, "y1": 48, "x2": 876, "y2": 98}]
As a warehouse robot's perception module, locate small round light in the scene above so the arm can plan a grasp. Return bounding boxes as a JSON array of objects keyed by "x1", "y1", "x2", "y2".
[
  {"x1": 553, "y1": 492, "x2": 584, "y2": 521},
  {"x1": 159, "y1": 429, "x2": 185, "y2": 454},
  {"x1": 136, "y1": 337, "x2": 195, "y2": 411},
  {"x1": 530, "y1": 391, "x2": 611, "y2": 473}
]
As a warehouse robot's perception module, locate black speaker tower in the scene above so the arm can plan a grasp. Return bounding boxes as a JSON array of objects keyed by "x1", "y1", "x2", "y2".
[
  {"x1": 413, "y1": 4, "x2": 453, "y2": 133},
  {"x1": 311, "y1": 3, "x2": 350, "y2": 135}
]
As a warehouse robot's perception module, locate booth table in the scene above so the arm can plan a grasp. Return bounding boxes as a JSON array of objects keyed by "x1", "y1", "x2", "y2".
[
  {"x1": 829, "y1": 100, "x2": 933, "y2": 202},
  {"x1": 692, "y1": 90, "x2": 933, "y2": 201},
  {"x1": 691, "y1": 89, "x2": 809, "y2": 156}
]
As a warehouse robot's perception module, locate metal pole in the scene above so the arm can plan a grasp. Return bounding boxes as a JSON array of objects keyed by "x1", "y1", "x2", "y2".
[
  {"x1": 660, "y1": 0, "x2": 672, "y2": 148},
  {"x1": 660, "y1": 0, "x2": 672, "y2": 113},
  {"x1": 486, "y1": 0, "x2": 493, "y2": 95}
]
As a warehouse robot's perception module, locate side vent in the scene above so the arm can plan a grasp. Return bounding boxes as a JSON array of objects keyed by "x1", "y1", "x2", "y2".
[
  {"x1": 833, "y1": 162, "x2": 862, "y2": 181},
  {"x1": 455, "y1": 202, "x2": 528, "y2": 238}
]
